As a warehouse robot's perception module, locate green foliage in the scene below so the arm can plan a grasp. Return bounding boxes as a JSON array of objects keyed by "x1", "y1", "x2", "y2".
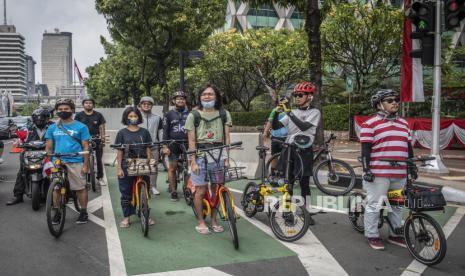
[
  {"x1": 18, "y1": 103, "x2": 40, "y2": 116},
  {"x1": 230, "y1": 110, "x2": 272, "y2": 126}
]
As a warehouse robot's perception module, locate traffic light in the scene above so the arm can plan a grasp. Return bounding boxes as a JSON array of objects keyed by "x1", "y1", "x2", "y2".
[
  {"x1": 444, "y1": 0, "x2": 465, "y2": 30},
  {"x1": 409, "y1": 1, "x2": 435, "y2": 66}
]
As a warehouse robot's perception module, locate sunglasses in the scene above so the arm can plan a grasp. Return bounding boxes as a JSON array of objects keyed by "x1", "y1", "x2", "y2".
[
  {"x1": 292, "y1": 93, "x2": 309, "y2": 98},
  {"x1": 382, "y1": 98, "x2": 400, "y2": 104}
]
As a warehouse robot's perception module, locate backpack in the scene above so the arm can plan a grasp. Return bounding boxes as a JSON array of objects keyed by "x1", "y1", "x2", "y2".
[{"x1": 191, "y1": 108, "x2": 228, "y2": 144}]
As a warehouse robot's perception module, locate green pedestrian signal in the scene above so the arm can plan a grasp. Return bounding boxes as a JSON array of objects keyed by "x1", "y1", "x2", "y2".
[{"x1": 418, "y1": 20, "x2": 427, "y2": 30}]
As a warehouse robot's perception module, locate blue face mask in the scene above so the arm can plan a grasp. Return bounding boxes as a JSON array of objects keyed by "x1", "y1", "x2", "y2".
[
  {"x1": 127, "y1": 119, "x2": 139, "y2": 125},
  {"x1": 201, "y1": 100, "x2": 215, "y2": 109}
]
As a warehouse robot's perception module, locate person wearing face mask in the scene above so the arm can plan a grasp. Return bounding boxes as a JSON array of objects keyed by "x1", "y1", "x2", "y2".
[
  {"x1": 45, "y1": 99, "x2": 91, "y2": 225},
  {"x1": 360, "y1": 89, "x2": 413, "y2": 250},
  {"x1": 114, "y1": 106, "x2": 155, "y2": 228},
  {"x1": 185, "y1": 84, "x2": 233, "y2": 235},
  {"x1": 138, "y1": 96, "x2": 163, "y2": 195},
  {"x1": 6, "y1": 107, "x2": 54, "y2": 206},
  {"x1": 162, "y1": 91, "x2": 189, "y2": 201},
  {"x1": 273, "y1": 82, "x2": 320, "y2": 226}
]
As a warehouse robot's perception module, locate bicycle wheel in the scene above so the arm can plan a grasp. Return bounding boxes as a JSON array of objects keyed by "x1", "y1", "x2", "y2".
[
  {"x1": 182, "y1": 172, "x2": 193, "y2": 206},
  {"x1": 139, "y1": 181, "x2": 150, "y2": 237},
  {"x1": 46, "y1": 179, "x2": 66, "y2": 238},
  {"x1": 404, "y1": 212, "x2": 447, "y2": 265},
  {"x1": 222, "y1": 190, "x2": 239, "y2": 249},
  {"x1": 269, "y1": 196, "x2": 310, "y2": 242},
  {"x1": 89, "y1": 153, "x2": 97, "y2": 192},
  {"x1": 347, "y1": 192, "x2": 365, "y2": 233},
  {"x1": 241, "y1": 182, "x2": 260, "y2": 218},
  {"x1": 313, "y1": 159, "x2": 355, "y2": 196},
  {"x1": 265, "y1": 152, "x2": 304, "y2": 179}
]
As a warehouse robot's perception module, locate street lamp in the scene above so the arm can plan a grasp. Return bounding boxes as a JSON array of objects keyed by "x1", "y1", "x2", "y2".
[{"x1": 179, "y1": 50, "x2": 204, "y2": 93}]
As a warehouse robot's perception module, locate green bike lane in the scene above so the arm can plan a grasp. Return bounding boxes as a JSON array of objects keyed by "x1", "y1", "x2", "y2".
[{"x1": 105, "y1": 166, "x2": 297, "y2": 275}]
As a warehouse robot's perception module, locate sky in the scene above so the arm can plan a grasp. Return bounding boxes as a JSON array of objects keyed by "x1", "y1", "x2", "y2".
[{"x1": 3, "y1": 0, "x2": 111, "y2": 82}]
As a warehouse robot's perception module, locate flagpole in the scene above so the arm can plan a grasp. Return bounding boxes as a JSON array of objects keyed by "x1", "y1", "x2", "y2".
[
  {"x1": 425, "y1": 0, "x2": 448, "y2": 174},
  {"x1": 73, "y1": 59, "x2": 77, "y2": 103}
]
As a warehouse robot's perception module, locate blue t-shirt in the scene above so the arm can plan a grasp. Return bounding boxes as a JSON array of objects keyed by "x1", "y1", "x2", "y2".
[
  {"x1": 45, "y1": 120, "x2": 91, "y2": 163},
  {"x1": 271, "y1": 112, "x2": 288, "y2": 138}
]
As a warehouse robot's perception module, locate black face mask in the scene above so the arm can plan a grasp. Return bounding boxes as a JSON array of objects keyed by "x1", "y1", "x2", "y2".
[
  {"x1": 175, "y1": 106, "x2": 185, "y2": 112},
  {"x1": 57, "y1": 111, "x2": 73, "y2": 120}
]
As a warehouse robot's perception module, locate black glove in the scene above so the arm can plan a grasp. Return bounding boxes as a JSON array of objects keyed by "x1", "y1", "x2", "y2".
[{"x1": 363, "y1": 171, "x2": 375, "y2": 182}]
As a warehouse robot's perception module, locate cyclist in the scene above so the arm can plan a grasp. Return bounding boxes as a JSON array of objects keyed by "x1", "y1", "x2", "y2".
[
  {"x1": 162, "y1": 91, "x2": 189, "y2": 201},
  {"x1": 45, "y1": 99, "x2": 91, "y2": 224},
  {"x1": 6, "y1": 107, "x2": 53, "y2": 206},
  {"x1": 274, "y1": 82, "x2": 320, "y2": 225},
  {"x1": 75, "y1": 97, "x2": 106, "y2": 184},
  {"x1": 263, "y1": 95, "x2": 289, "y2": 171},
  {"x1": 185, "y1": 84, "x2": 232, "y2": 235},
  {"x1": 139, "y1": 96, "x2": 163, "y2": 195},
  {"x1": 360, "y1": 89, "x2": 414, "y2": 250},
  {"x1": 115, "y1": 106, "x2": 155, "y2": 228}
]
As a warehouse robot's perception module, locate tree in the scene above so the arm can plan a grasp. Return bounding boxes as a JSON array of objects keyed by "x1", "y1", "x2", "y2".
[
  {"x1": 321, "y1": 2, "x2": 403, "y2": 100},
  {"x1": 95, "y1": 0, "x2": 227, "y2": 111}
]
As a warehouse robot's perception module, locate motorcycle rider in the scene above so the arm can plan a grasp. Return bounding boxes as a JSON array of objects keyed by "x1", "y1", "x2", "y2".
[{"x1": 6, "y1": 107, "x2": 53, "y2": 206}]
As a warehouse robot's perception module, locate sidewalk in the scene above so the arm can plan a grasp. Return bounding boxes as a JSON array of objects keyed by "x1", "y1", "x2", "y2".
[{"x1": 331, "y1": 140, "x2": 465, "y2": 191}]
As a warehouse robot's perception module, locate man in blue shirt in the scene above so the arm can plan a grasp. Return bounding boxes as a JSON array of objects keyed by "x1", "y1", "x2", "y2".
[{"x1": 45, "y1": 99, "x2": 91, "y2": 224}]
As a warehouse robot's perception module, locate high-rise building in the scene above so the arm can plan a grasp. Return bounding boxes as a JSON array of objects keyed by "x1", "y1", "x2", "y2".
[
  {"x1": 222, "y1": 1, "x2": 304, "y2": 32},
  {"x1": 0, "y1": 24, "x2": 27, "y2": 101},
  {"x1": 25, "y1": 55, "x2": 35, "y2": 96},
  {"x1": 41, "y1": 29, "x2": 72, "y2": 96}
]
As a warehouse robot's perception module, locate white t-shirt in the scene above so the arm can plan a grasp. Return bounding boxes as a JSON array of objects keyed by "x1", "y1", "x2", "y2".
[{"x1": 280, "y1": 108, "x2": 321, "y2": 146}]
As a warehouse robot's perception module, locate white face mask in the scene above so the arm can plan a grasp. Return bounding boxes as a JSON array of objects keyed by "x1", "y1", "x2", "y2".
[{"x1": 201, "y1": 100, "x2": 215, "y2": 109}]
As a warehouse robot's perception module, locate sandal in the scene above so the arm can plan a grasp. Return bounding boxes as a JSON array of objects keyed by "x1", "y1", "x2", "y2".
[
  {"x1": 211, "y1": 225, "x2": 224, "y2": 233},
  {"x1": 119, "y1": 221, "x2": 130, "y2": 228},
  {"x1": 148, "y1": 218, "x2": 155, "y2": 226},
  {"x1": 195, "y1": 225, "x2": 211, "y2": 235}
]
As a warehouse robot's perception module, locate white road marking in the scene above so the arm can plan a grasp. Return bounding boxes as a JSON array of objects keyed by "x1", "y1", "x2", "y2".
[
  {"x1": 400, "y1": 206, "x2": 465, "y2": 275},
  {"x1": 133, "y1": 267, "x2": 233, "y2": 276},
  {"x1": 67, "y1": 203, "x2": 105, "y2": 228},
  {"x1": 87, "y1": 196, "x2": 103, "y2": 213}
]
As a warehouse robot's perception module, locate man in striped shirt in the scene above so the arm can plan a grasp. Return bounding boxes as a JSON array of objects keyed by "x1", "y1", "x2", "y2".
[{"x1": 360, "y1": 89, "x2": 415, "y2": 250}]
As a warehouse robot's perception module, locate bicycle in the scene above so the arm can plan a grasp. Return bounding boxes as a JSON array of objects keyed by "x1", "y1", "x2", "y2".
[
  {"x1": 187, "y1": 142, "x2": 244, "y2": 249},
  {"x1": 111, "y1": 142, "x2": 158, "y2": 237},
  {"x1": 266, "y1": 133, "x2": 355, "y2": 196},
  {"x1": 241, "y1": 140, "x2": 311, "y2": 242},
  {"x1": 45, "y1": 151, "x2": 86, "y2": 238},
  {"x1": 162, "y1": 139, "x2": 190, "y2": 204},
  {"x1": 347, "y1": 156, "x2": 447, "y2": 265},
  {"x1": 87, "y1": 135, "x2": 102, "y2": 192}
]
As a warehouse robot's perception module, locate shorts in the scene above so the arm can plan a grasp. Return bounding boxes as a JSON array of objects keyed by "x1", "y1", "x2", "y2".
[
  {"x1": 271, "y1": 137, "x2": 286, "y2": 155},
  {"x1": 64, "y1": 163, "x2": 87, "y2": 191},
  {"x1": 168, "y1": 142, "x2": 187, "y2": 162},
  {"x1": 191, "y1": 158, "x2": 225, "y2": 186}
]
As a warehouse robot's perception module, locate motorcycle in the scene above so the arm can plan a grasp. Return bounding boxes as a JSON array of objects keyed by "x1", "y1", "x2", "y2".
[{"x1": 19, "y1": 141, "x2": 48, "y2": 211}]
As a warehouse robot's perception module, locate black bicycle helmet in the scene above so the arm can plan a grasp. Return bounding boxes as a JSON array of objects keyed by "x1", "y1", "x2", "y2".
[
  {"x1": 370, "y1": 89, "x2": 398, "y2": 109},
  {"x1": 81, "y1": 96, "x2": 94, "y2": 105},
  {"x1": 55, "y1": 98, "x2": 76, "y2": 110},
  {"x1": 172, "y1": 91, "x2": 186, "y2": 99}
]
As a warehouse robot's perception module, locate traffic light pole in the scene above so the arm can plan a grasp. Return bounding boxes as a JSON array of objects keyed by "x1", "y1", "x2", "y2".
[{"x1": 426, "y1": 0, "x2": 449, "y2": 174}]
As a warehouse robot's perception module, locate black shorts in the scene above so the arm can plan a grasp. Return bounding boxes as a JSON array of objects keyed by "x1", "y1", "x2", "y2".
[
  {"x1": 278, "y1": 146, "x2": 313, "y2": 178},
  {"x1": 271, "y1": 137, "x2": 286, "y2": 155},
  {"x1": 168, "y1": 142, "x2": 187, "y2": 162}
]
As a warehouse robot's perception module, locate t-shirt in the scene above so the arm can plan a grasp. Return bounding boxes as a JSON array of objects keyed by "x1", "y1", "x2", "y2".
[
  {"x1": 45, "y1": 120, "x2": 91, "y2": 163},
  {"x1": 163, "y1": 108, "x2": 189, "y2": 141},
  {"x1": 114, "y1": 128, "x2": 153, "y2": 159},
  {"x1": 184, "y1": 109, "x2": 232, "y2": 143},
  {"x1": 268, "y1": 108, "x2": 288, "y2": 138},
  {"x1": 280, "y1": 108, "x2": 320, "y2": 146},
  {"x1": 74, "y1": 111, "x2": 106, "y2": 136},
  {"x1": 360, "y1": 114, "x2": 411, "y2": 178}
]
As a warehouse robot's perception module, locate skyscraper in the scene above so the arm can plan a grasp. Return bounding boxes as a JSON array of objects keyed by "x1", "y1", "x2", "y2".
[
  {"x1": 0, "y1": 24, "x2": 27, "y2": 101},
  {"x1": 25, "y1": 55, "x2": 35, "y2": 96},
  {"x1": 41, "y1": 29, "x2": 72, "y2": 96}
]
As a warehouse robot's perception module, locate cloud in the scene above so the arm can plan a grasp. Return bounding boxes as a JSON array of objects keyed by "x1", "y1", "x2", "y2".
[{"x1": 5, "y1": 0, "x2": 110, "y2": 82}]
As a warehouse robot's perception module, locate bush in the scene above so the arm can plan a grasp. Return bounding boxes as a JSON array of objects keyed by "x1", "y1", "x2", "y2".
[
  {"x1": 231, "y1": 110, "x2": 271, "y2": 126},
  {"x1": 323, "y1": 103, "x2": 370, "y2": 131}
]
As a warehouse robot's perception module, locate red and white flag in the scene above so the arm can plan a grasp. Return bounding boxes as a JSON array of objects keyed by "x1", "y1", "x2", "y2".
[
  {"x1": 401, "y1": 0, "x2": 425, "y2": 102},
  {"x1": 74, "y1": 59, "x2": 84, "y2": 84},
  {"x1": 42, "y1": 157, "x2": 54, "y2": 177}
]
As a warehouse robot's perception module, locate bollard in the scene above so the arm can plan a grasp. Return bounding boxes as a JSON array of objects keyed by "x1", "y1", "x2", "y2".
[{"x1": 442, "y1": 186, "x2": 465, "y2": 205}]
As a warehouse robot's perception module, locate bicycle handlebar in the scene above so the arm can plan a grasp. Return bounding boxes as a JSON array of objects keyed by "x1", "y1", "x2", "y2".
[{"x1": 187, "y1": 141, "x2": 242, "y2": 155}]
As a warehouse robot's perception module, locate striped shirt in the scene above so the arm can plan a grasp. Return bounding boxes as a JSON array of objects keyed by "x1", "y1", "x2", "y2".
[{"x1": 360, "y1": 114, "x2": 412, "y2": 178}]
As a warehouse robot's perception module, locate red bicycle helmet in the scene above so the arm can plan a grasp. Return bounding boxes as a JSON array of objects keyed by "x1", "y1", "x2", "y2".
[{"x1": 294, "y1": 82, "x2": 317, "y2": 94}]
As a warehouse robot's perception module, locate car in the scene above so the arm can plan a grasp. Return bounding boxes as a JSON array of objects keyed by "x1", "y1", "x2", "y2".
[
  {"x1": 10, "y1": 116, "x2": 32, "y2": 131},
  {"x1": 0, "y1": 117, "x2": 17, "y2": 139}
]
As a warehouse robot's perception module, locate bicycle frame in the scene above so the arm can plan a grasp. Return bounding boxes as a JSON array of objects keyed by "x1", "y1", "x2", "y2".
[{"x1": 131, "y1": 176, "x2": 150, "y2": 208}]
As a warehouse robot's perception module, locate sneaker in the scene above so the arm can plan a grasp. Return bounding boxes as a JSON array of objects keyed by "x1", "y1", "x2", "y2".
[
  {"x1": 76, "y1": 212, "x2": 88, "y2": 225},
  {"x1": 367, "y1": 237, "x2": 385, "y2": 250},
  {"x1": 151, "y1": 187, "x2": 160, "y2": 195},
  {"x1": 0, "y1": 158, "x2": 4, "y2": 164},
  {"x1": 171, "y1": 192, "x2": 179, "y2": 201},
  {"x1": 98, "y1": 178, "x2": 107, "y2": 186},
  {"x1": 52, "y1": 212, "x2": 62, "y2": 225},
  {"x1": 387, "y1": 236, "x2": 407, "y2": 248}
]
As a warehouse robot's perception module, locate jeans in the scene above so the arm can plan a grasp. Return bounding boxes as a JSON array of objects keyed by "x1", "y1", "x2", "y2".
[{"x1": 363, "y1": 177, "x2": 406, "y2": 238}]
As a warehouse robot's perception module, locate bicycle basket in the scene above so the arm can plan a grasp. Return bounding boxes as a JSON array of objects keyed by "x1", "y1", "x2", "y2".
[
  {"x1": 405, "y1": 185, "x2": 446, "y2": 211},
  {"x1": 207, "y1": 166, "x2": 245, "y2": 184},
  {"x1": 126, "y1": 158, "x2": 157, "y2": 176}
]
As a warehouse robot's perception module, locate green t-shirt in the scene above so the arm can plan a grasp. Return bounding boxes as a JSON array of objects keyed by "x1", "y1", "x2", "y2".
[{"x1": 185, "y1": 109, "x2": 233, "y2": 143}]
